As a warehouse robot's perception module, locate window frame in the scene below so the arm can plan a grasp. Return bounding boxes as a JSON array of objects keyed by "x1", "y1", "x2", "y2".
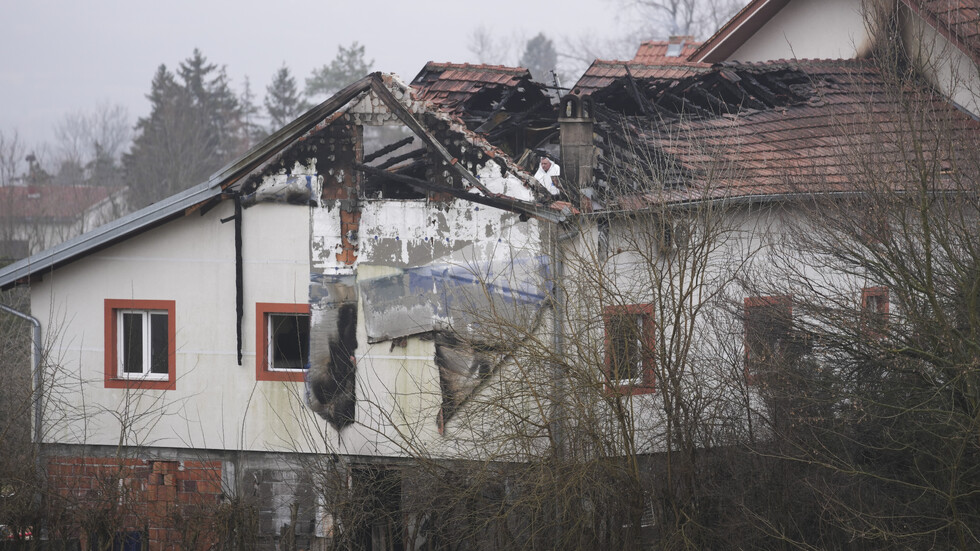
[
  {"x1": 603, "y1": 304, "x2": 656, "y2": 395},
  {"x1": 861, "y1": 286, "x2": 889, "y2": 315},
  {"x1": 256, "y1": 302, "x2": 311, "y2": 382},
  {"x1": 743, "y1": 295, "x2": 793, "y2": 384},
  {"x1": 104, "y1": 299, "x2": 176, "y2": 390},
  {"x1": 860, "y1": 286, "x2": 889, "y2": 337}
]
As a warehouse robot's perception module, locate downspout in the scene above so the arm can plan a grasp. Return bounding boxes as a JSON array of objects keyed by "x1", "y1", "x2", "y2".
[
  {"x1": 220, "y1": 195, "x2": 245, "y2": 365},
  {"x1": 552, "y1": 224, "x2": 581, "y2": 455},
  {"x1": 0, "y1": 304, "x2": 43, "y2": 486}
]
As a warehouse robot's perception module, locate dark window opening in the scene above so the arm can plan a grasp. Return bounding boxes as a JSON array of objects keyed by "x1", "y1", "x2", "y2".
[
  {"x1": 744, "y1": 296, "x2": 794, "y2": 379},
  {"x1": 609, "y1": 314, "x2": 643, "y2": 382},
  {"x1": 604, "y1": 304, "x2": 655, "y2": 394},
  {"x1": 861, "y1": 286, "x2": 889, "y2": 337},
  {"x1": 269, "y1": 313, "x2": 310, "y2": 371}
]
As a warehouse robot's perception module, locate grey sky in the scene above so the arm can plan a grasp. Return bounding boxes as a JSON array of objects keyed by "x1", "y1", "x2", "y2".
[{"x1": 0, "y1": 0, "x2": 629, "y2": 150}]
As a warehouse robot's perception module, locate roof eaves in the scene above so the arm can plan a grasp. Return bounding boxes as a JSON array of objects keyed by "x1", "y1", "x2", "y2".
[{"x1": 689, "y1": 0, "x2": 791, "y2": 63}]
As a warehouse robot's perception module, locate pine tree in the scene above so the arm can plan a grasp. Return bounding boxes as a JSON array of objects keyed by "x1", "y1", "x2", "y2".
[
  {"x1": 240, "y1": 76, "x2": 266, "y2": 149},
  {"x1": 265, "y1": 64, "x2": 308, "y2": 131},
  {"x1": 519, "y1": 33, "x2": 559, "y2": 83},
  {"x1": 125, "y1": 50, "x2": 244, "y2": 208},
  {"x1": 305, "y1": 42, "x2": 373, "y2": 100}
]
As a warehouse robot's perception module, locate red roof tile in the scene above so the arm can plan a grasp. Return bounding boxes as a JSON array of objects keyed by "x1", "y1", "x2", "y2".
[
  {"x1": 573, "y1": 40, "x2": 710, "y2": 95},
  {"x1": 632, "y1": 39, "x2": 704, "y2": 65},
  {"x1": 410, "y1": 62, "x2": 534, "y2": 111},
  {"x1": 591, "y1": 59, "x2": 980, "y2": 206}
]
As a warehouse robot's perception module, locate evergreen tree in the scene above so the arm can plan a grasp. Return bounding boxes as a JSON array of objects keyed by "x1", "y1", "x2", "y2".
[
  {"x1": 125, "y1": 50, "x2": 244, "y2": 208},
  {"x1": 305, "y1": 42, "x2": 373, "y2": 100},
  {"x1": 88, "y1": 142, "x2": 123, "y2": 188},
  {"x1": 176, "y1": 49, "x2": 243, "y2": 161},
  {"x1": 519, "y1": 33, "x2": 559, "y2": 84},
  {"x1": 240, "y1": 76, "x2": 266, "y2": 148},
  {"x1": 265, "y1": 64, "x2": 308, "y2": 131}
]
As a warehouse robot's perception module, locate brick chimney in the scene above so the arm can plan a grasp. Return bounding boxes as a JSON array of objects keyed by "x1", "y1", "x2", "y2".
[{"x1": 559, "y1": 94, "x2": 595, "y2": 209}]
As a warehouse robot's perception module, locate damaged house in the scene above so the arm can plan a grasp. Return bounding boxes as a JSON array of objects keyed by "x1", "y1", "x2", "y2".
[
  {"x1": 0, "y1": 71, "x2": 567, "y2": 549},
  {"x1": 1, "y1": 0, "x2": 980, "y2": 549}
]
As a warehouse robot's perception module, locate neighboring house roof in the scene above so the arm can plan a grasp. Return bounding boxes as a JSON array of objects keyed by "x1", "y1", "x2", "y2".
[
  {"x1": 573, "y1": 39, "x2": 710, "y2": 95},
  {"x1": 586, "y1": 58, "x2": 980, "y2": 208},
  {"x1": 691, "y1": 0, "x2": 980, "y2": 64},
  {"x1": 632, "y1": 38, "x2": 704, "y2": 64},
  {"x1": 0, "y1": 73, "x2": 558, "y2": 290},
  {"x1": 0, "y1": 185, "x2": 114, "y2": 222}
]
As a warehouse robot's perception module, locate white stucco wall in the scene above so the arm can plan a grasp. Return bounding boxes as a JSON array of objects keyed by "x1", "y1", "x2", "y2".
[
  {"x1": 727, "y1": 0, "x2": 872, "y2": 62},
  {"x1": 32, "y1": 199, "x2": 324, "y2": 454}
]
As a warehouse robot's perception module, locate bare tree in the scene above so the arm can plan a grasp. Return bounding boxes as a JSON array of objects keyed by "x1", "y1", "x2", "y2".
[{"x1": 736, "y1": 35, "x2": 980, "y2": 548}]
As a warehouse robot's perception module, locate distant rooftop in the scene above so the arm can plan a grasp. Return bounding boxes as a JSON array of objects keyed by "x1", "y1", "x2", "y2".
[{"x1": 572, "y1": 37, "x2": 710, "y2": 95}]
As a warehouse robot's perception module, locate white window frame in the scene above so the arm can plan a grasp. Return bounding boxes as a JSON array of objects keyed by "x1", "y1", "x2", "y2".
[{"x1": 116, "y1": 308, "x2": 170, "y2": 381}]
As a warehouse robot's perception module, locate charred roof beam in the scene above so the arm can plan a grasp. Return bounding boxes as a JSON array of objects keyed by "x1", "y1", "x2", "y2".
[
  {"x1": 353, "y1": 162, "x2": 565, "y2": 223},
  {"x1": 363, "y1": 136, "x2": 416, "y2": 163}
]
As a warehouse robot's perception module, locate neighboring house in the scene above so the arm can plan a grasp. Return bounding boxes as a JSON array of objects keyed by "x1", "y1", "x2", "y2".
[
  {"x1": 0, "y1": 185, "x2": 124, "y2": 263},
  {"x1": 0, "y1": 3, "x2": 978, "y2": 550}
]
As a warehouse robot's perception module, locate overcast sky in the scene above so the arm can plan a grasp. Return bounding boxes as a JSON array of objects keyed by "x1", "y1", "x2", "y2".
[{"x1": 0, "y1": 1, "x2": 629, "y2": 151}]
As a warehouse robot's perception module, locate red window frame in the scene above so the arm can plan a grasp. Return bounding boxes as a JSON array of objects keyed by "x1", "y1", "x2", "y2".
[
  {"x1": 104, "y1": 299, "x2": 176, "y2": 390},
  {"x1": 861, "y1": 286, "x2": 889, "y2": 336},
  {"x1": 743, "y1": 295, "x2": 793, "y2": 384},
  {"x1": 256, "y1": 302, "x2": 311, "y2": 382},
  {"x1": 861, "y1": 286, "x2": 889, "y2": 315},
  {"x1": 603, "y1": 304, "x2": 656, "y2": 395}
]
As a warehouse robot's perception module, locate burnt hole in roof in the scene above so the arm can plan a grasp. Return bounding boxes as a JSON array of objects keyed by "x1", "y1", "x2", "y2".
[{"x1": 592, "y1": 66, "x2": 816, "y2": 120}]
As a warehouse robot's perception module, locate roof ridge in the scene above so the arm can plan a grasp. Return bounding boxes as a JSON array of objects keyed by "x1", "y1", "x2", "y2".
[{"x1": 422, "y1": 61, "x2": 530, "y2": 75}]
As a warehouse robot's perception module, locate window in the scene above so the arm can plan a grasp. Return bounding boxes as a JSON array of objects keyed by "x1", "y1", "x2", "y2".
[
  {"x1": 104, "y1": 299, "x2": 175, "y2": 390},
  {"x1": 744, "y1": 296, "x2": 793, "y2": 382},
  {"x1": 603, "y1": 304, "x2": 655, "y2": 395},
  {"x1": 861, "y1": 286, "x2": 889, "y2": 336},
  {"x1": 256, "y1": 303, "x2": 311, "y2": 382},
  {"x1": 861, "y1": 286, "x2": 889, "y2": 316},
  {"x1": 655, "y1": 217, "x2": 689, "y2": 256}
]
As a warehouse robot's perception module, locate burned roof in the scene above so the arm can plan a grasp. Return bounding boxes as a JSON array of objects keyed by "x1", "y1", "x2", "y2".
[
  {"x1": 411, "y1": 62, "x2": 549, "y2": 116},
  {"x1": 0, "y1": 73, "x2": 564, "y2": 291},
  {"x1": 586, "y1": 58, "x2": 980, "y2": 208},
  {"x1": 410, "y1": 62, "x2": 558, "y2": 162},
  {"x1": 572, "y1": 39, "x2": 710, "y2": 96},
  {"x1": 573, "y1": 61, "x2": 710, "y2": 96}
]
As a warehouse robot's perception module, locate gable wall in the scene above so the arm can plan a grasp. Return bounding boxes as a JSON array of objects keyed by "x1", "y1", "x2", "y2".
[
  {"x1": 728, "y1": 0, "x2": 872, "y2": 62},
  {"x1": 902, "y1": 10, "x2": 980, "y2": 117},
  {"x1": 32, "y1": 197, "x2": 324, "y2": 454}
]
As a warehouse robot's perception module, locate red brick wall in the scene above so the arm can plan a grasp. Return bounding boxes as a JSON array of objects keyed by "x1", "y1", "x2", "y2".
[{"x1": 46, "y1": 456, "x2": 222, "y2": 551}]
